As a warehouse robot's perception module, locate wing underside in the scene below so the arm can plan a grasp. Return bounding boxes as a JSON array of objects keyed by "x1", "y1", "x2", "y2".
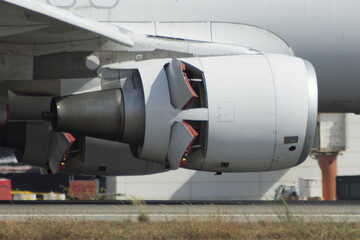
[{"x1": 0, "y1": 0, "x2": 134, "y2": 46}]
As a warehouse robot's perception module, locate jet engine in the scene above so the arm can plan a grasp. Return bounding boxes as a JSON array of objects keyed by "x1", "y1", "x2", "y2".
[{"x1": 40, "y1": 53, "x2": 317, "y2": 175}]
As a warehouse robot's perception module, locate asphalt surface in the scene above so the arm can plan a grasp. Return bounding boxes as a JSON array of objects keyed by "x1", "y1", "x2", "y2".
[{"x1": 0, "y1": 201, "x2": 359, "y2": 222}]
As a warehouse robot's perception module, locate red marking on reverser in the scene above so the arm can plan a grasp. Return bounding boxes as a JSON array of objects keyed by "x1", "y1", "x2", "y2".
[
  {"x1": 180, "y1": 121, "x2": 199, "y2": 167},
  {"x1": 181, "y1": 62, "x2": 198, "y2": 109},
  {"x1": 58, "y1": 133, "x2": 76, "y2": 171}
]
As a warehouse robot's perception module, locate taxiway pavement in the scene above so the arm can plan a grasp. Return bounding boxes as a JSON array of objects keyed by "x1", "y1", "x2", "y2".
[{"x1": 0, "y1": 201, "x2": 359, "y2": 222}]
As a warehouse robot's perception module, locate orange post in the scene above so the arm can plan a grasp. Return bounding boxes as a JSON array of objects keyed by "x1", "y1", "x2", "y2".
[{"x1": 317, "y1": 155, "x2": 338, "y2": 200}]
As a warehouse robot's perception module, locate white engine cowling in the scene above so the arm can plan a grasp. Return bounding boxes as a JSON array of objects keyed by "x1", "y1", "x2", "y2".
[
  {"x1": 42, "y1": 53, "x2": 317, "y2": 174},
  {"x1": 93, "y1": 54, "x2": 318, "y2": 172},
  {"x1": 185, "y1": 54, "x2": 317, "y2": 172}
]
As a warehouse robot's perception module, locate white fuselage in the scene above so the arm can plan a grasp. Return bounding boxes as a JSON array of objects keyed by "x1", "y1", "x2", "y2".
[{"x1": 39, "y1": 0, "x2": 359, "y2": 112}]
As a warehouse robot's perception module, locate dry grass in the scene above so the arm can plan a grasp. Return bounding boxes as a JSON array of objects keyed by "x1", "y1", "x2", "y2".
[
  {"x1": 0, "y1": 218, "x2": 358, "y2": 240},
  {"x1": 0, "y1": 200, "x2": 358, "y2": 239}
]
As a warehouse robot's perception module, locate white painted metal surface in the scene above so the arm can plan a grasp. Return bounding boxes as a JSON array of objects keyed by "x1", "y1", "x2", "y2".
[
  {"x1": 99, "y1": 54, "x2": 317, "y2": 172},
  {"x1": 29, "y1": 0, "x2": 360, "y2": 113},
  {"x1": 60, "y1": 78, "x2": 102, "y2": 96},
  {"x1": 1, "y1": 0, "x2": 134, "y2": 46},
  {"x1": 211, "y1": 23, "x2": 294, "y2": 55},
  {"x1": 181, "y1": 54, "x2": 317, "y2": 172},
  {"x1": 101, "y1": 55, "x2": 316, "y2": 172},
  {"x1": 112, "y1": 60, "x2": 177, "y2": 164},
  {"x1": 199, "y1": 55, "x2": 276, "y2": 171},
  {"x1": 267, "y1": 55, "x2": 317, "y2": 170}
]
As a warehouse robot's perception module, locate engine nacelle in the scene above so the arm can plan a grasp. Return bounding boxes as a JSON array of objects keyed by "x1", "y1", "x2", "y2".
[
  {"x1": 185, "y1": 55, "x2": 318, "y2": 172},
  {"x1": 44, "y1": 53, "x2": 317, "y2": 174}
]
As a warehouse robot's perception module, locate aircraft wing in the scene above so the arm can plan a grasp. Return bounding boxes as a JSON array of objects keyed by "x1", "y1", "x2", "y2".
[{"x1": 0, "y1": 0, "x2": 134, "y2": 46}]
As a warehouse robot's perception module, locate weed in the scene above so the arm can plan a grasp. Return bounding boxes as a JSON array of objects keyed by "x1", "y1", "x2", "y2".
[
  {"x1": 138, "y1": 212, "x2": 150, "y2": 223},
  {"x1": 131, "y1": 197, "x2": 150, "y2": 223}
]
